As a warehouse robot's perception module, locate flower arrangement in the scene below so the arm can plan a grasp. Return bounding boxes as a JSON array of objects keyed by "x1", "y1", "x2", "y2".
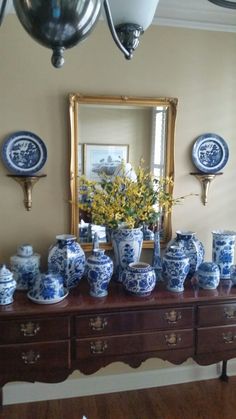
[{"x1": 78, "y1": 162, "x2": 186, "y2": 230}]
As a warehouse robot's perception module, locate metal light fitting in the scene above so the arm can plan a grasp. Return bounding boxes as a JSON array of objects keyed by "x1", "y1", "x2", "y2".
[
  {"x1": 0, "y1": 0, "x2": 159, "y2": 68},
  {"x1": 208, "y1": 0, "x2": 236, "y2": 9}
]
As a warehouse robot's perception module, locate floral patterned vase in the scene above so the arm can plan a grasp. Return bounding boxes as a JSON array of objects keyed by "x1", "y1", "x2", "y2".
[
  {"x1": 212, "y1": 230, "x2": 236, "y2": 279},
  {"x1": 0, "y1": 265, "x2": 16, "y2": 305},
  {"x1": 86, "y1": 249, "x2": 113, "y2": 297},
  {"x1": 48, "y1": 234, "x2": 85, "y2": 289},
  {"x1": 10, "y1": 244, "x2": 40, "y2": 290},
  {"x1": 162, "y1": 245, "x2": 190, "y2": 292},
  {"x1": 122, "y1": 262, "x2": 156, "y2": 296},
  {"x1": 169, "y1": 231, "x2": 205, "y2": 279},
  {"x1": 111, "y1": 228, "x2": 143, "y2": 282}
]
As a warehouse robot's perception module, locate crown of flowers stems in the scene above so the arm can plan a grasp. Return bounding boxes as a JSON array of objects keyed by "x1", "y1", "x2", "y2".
[{"x1": 78, "y1": 163, "x2": 190, "y2": 230}]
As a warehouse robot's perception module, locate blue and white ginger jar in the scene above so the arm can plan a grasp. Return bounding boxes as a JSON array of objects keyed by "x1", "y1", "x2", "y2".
[
  {"x1": 30, "y1": 272, "x2": 65, "y2": 301},
  {"x1": 122, "y1": 262, "x2": 156, "y2": 296},
  {"x1": 212, "y1": 230, "x2": 236, "y2": 279},
  {"x1": 111, "y1": 227, "x2": 143, "y2": 282},
  {"x1": 10, "y1": 244, "x2": 40, "y2": 290},
  {"x1": 0, "y1": 265, "x2": 16, "y2": 305},
  {"x1": 86, "y1": 249, "x2": 113, "y2": 297},
  {"x1": 169, "y1": 231, "x2": 204, "y2": 279},
  {"x1": 197, "y1": 262, "x2": 220, "y2": 289},
  {"x1": 48, "y1": 234, "x2": 85, "y2": 289},
  {"x1": 162, "y1": 245, "x2": 190, "y2": 292}
]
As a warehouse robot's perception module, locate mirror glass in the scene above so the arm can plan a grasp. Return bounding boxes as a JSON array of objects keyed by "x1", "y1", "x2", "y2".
[{"x1": 69, "y1": 94, "x2": 177, "y2": 251}]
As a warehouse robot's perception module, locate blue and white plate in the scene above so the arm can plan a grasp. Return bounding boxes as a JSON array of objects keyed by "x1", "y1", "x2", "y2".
[
  {"x1": 27, "y1": 288, "x2": 69, "y2": 305},
  {"x1": 1, "y1": 131, "x2": 47, "y2": 175},
  {"x1": 192, "y1": 133, "x2": 229, "y2": 173}
]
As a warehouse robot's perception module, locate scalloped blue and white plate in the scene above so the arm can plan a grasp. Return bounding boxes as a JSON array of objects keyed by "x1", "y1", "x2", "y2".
[
  {"x1": 192, "y1": 133, "x2": 229, "y2": 174},
  {"x1": 1, "y1": 131, "x2": 47, "y2": 175}
]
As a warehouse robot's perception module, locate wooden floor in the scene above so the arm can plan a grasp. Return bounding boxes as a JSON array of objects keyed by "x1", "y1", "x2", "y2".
[{"x1": 1, "y1": 377, "x2": 236, "y2": 419}]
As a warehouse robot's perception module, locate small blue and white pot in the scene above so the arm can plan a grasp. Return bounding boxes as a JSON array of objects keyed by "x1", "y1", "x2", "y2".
[
  {"x1": 30, "y1": 272, "x2": 65, "y2": 301},
  {"x1": 10, "y1": 244, "x2": 40, "y2": 290},
  {"x1": 86, "y1": 249, "x2": 113, "y2": 297},
  {"x1": 197, "y1": 262, "x2": 220, "y2": 289},
  {"x1": 122, "y1": 262, "x2": 156, "y2": 296},
  {"x1": 162, "y1": 245, "x2": 190, "y2": 292},
  {"x1": 0, "y1": 265, "x2": 16, "y2": 305},
  {"x1": 212, "y1": 230, "x2": 236, "y2": 279}
]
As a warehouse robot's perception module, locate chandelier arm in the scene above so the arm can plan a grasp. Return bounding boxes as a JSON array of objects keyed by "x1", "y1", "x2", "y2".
[
  {"x1": 103, "y1": 0, "x2": 131, "y2": 59},
  {"x1": 0, "y1": 0, "x2": 8, "y2": 26},
  {"x1": 208, "y1": 0, "x2": 236, "y2": 9}
]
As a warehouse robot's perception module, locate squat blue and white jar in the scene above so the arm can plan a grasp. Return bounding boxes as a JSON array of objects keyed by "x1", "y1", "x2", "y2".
[
  {"x1": 10, "y1": 244, "x2": 40, "y2": 290},
  {"x1": 212, "y1": 230, "x2": 236, "y2": 279},
  {"x1": 197, "y1": 262, "x2": 220, "y2": 289},
  {"x1": 169, "y1": 231, "x2": 204, "y2": 279},
  {"x1": 48, "y1": 234, "x2": 85, "y2": 289},
  {"x1": 86, "y1": 249, "x2": 113, "y2": 297},
  {"x1": 122, "y1": 262, "x2": 156, "y2": 296},
  {"x1": 111, "y1": 227, "x2": 143, "y2": 282},
  {"x1": 0, "y1": 265, "x2": 16, "y2": 305},
  {"x1": 162, "y1": 245, "x2": 190, "y2": 292}
]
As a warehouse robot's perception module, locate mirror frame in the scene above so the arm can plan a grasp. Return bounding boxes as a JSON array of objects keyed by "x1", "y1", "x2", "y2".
[{"x1": 69, "y1": 93, "x2": 178, "y2": 251}]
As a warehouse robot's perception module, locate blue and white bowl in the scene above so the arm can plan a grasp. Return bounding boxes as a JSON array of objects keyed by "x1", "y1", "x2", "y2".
[
  {"x1": 197, "y1": 262, "x2": 220, "y2": 289},
  {"x1": 29, "y1": 272, "x2": 66, "y2": 302},
  {"x1": 122, "y1": 262, "x2": 156, "y2": 296}
]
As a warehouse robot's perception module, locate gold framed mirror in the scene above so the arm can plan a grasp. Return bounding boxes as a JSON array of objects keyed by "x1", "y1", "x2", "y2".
[{"x1": 69, "y1": 94, "x2": 177, "y2": 251}]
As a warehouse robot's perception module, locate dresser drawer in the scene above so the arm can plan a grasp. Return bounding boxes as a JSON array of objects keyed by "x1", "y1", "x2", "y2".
[
  {"x1": 198, "y1": 304, "x2": 236, "y2": 327},
  {"x1": 197, "y1": 325, "x2": 236, "y2": 354},
  {"x1": 0, "y1": 316, "x2": 70, "y2": 343},
  {"x1": 75, "y1": 307, "x2": 193, "y2": 337},
  {"x1": 0, "y1": 340, "x2": 70, "y2": 373},
  {"x1": 76, "y1": 329, "x2": 194, "y2": 359}
]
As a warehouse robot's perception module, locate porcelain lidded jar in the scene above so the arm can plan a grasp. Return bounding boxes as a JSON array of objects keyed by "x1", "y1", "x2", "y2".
[
  {"x1": 48, "y1": 234, "x2": 85, "y2": 289},
  {"x1": 122, "y1": 262, "x2": 156, "y2": 296},
  {"x1": 86, "y1": 249, "x2": 113, "y2": 297},
  {"x1": 197, "y1": 262, "x2": 220, "y2": 290},
  {"x1": 162, "y1": 245, "x2": 190, "y2": 293},
  {"x1": 10, "y1": 244, "x2": 40, "y2": 290},
  {"x1": 0, "y1": 265, "x2": 16, "y2": 305}
]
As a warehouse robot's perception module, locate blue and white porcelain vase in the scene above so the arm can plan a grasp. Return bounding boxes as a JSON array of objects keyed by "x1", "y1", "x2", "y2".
[
  {"x1": 162, "y1": 245, "x2": 190, "y2": 292},
  {"x1": 86, "y1": 249, "x2": 113, "y2": 297},
  {"x1": 169, "y1": 231, "x2": 205, "y2": 279},
  {"x1": 122, "y1": 262, "x2": 156, "y2": 296},
  {"x1": 111, "y1": 227, "x2": 143, "y2": 282},
  {"x1": 142, "y1": 223, "x2": 154, "y2": 240},
  {"x1": 0, "y1": 265, "x2": 16, "y2": 305},
  {"x1": 10, "y1": 244, "x2": 40, "y2": 290},
  {"x1": 48, "y1": 234, "x2": 85, "y2": 289},
  {"x1": 212, "y1": 230, "x2": 236, "y2": 279},
  {"x1": 197, "y1": 262, "x2": 220, "y2": 289}
]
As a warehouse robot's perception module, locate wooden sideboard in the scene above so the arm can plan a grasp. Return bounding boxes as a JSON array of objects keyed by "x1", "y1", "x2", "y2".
[{"x1": 1, "y1": 279, "x2": 236, "y2": 406}]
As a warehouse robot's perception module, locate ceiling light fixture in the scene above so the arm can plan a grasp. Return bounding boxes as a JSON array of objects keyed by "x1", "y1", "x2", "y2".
[
  {"x1": 0, "y1": 0, "x2": 160, "y2": 68},
  {"x1": 208, "y1": 0, "x2": 236, "y2": 9}
]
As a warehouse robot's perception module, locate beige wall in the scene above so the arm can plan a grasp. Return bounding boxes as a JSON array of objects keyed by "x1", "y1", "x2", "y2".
[{"x1": 1, "y1": 16, "x2": 236, "y2": 379}]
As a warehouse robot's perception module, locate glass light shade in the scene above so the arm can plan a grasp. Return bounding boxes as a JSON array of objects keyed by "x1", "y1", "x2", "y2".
[{"x1": 107, "y1": 0, "x2": 160, "y2": 30}]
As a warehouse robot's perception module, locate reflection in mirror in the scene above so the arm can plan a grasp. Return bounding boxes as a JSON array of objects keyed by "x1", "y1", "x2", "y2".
[{"x1": 69, "y1": 94, "x2": 177, "y2": 251}]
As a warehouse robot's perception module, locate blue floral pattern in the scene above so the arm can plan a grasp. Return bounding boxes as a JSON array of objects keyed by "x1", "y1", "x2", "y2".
[
  {"x1": 86, "y1": 249, "x2": 113, "y2": 297},
  {"x1": 212, "y1": 231, "x2": 236, "y2": 279}
]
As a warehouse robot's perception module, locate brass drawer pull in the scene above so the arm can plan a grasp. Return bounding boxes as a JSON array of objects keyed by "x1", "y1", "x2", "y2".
[
  {"x1": 164, "y1": 310, "x2": 182, "y2": 324},
  {"x1": 89, "y1": 316, "x2": 108, "y2": 331},
  {"x1": 222, "y1": 332, "x2": 236, "y2": 344},
  {"x1": 224, "y1": 308, "x2": 236, "y2": 320},
  {"x1": 20, "y1": 322, "x2": 40, "y2": 337},
  {"x1": 21, "y1": 350, "x2": 40, "y2": 364},
  {"x1": 90, "y1": 340, "x2": 108, "y2": 354},
  {"x1": 164, "y1": 333, "x2": 182, "y2": 347}
]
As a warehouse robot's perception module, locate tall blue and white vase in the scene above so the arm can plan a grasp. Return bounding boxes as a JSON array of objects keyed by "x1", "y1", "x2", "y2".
[
  {"x1": 212, "y1": 230, "x2": 236, "y2": 279},
  {"x1": 169, "y1": 231, "x2": 205, "y2": 279},
  {"x1": 10, "y1": 244, "x2": 40, "y2": 290},
  {"x1": 162, "y1": 246, "x2": 190, "y2": 292},
  {"x1": 111, "y1": 228, "x2": 143, "y2": 282},
  {"x1": 152, "y1": 231, "x2": 162, "y2": 281},
  {"x1": 48, "y1": 234, "x2": 85, "y2": 289},
  {"x1": 86, "y1": 249, "x2": 113, "y2": 297}
]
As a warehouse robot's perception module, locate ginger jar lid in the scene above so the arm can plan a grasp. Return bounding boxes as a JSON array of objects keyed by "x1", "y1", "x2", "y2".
[
  {"x1": 198, "y1": 262, "x2": 219, "y2": 273},
  {"x1": 17, "y1": 244, "x2": 33, "y2": 257},
  {"x1": 0, "y1": 265, "x2": 13, "y2": 282}
]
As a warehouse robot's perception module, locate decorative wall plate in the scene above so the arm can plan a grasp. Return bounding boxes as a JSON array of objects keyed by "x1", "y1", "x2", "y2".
[
  {"x1": 192, "y1": 133, "x2": 229, "y2": 173},
  {"x1": 1, "y1": 131, "x2": 47, "y2": 175}
]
